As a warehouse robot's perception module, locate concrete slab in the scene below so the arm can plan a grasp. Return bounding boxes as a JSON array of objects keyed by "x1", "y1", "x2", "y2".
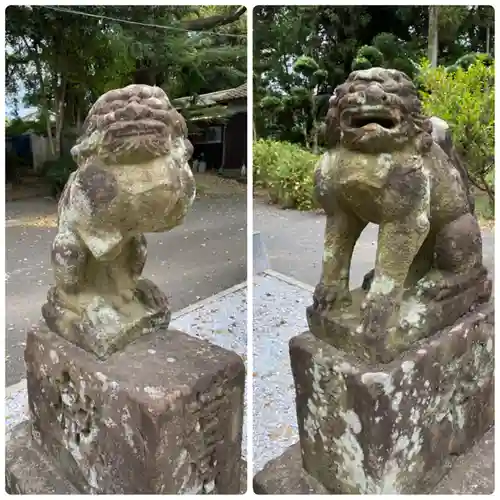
[{"x1": 252, "y1": 271, "x2": 312, "y2": 473}]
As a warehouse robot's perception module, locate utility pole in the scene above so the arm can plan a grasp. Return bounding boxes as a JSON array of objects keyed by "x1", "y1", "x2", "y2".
[{"x1": 428, "y1": 6, "x2": 439, "y2": 68}]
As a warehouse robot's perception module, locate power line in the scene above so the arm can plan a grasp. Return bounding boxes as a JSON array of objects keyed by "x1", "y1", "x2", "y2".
[{"x1": 40, "y1": 5, "x2": 247, "y2": 39}]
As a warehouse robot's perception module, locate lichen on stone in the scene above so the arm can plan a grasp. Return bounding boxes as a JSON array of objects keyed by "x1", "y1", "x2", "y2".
[{"x1": 42, "y1": 84, "x2": 196, "y2": 359}]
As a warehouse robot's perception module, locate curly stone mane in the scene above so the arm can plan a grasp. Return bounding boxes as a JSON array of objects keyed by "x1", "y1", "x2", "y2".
[
  {"x1": 71, "y1": 85, "x2": 188, "y2": 165},
  {"x1": 325, "y1": 67, "x2": 433, "y2": 153}
]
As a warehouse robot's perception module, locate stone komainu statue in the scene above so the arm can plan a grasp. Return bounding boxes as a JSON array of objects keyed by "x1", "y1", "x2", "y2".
[
  {"x1": 313, "y1": 67, "x2": 490, "y2": 343},
  {"x1": 42, "y1": 85, "x2": 196, "y2": 358}
]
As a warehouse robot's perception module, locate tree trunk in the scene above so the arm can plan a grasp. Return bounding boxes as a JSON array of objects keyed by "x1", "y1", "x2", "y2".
[
  {"x1": 311, "y1": 91, "x2": 318, "y2": 154},
  {"x1": 486, "y1": 24, "x2": 490, "y2": 54},
  {"x1": 181, "y1": 6, "x2": 246, "y2": 31},
  {"x1": 20, "y1": 36, "x2": 56, "y2": 156},
  {"x1": 55, "y1": 75, "x2": 67, "y2": 157},
  {"x1": 428, "y1": 6, "x2": 439, "y2": 68}
]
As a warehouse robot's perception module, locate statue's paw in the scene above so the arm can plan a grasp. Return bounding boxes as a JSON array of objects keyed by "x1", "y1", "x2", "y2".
[
  {"x1": 358, "y1": 294, "x2": 395, "y2": 339},
  {"x1": 135, "y1": 279, "x2": 169, "y2": 311},
  {"x1": 313, "y1": 282, "x2": 351, "y2": 312},
  {"x1": 415, "y1": 269, "x2": 482, "y2": 300},
  {"x1": 120, "y1": 289, "x2": 135, "y2": 303},
  {"x1": 108, "y1": 289, "x2": 135, "y2": 310}
]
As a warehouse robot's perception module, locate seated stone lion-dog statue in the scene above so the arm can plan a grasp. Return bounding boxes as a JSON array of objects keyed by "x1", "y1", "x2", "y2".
[
  {"x1": 42, "y1": 84, "x2": 196, "y2": 358},
  {"x1": 311, "y1": 67, "x2": 491, "y2": 356}
]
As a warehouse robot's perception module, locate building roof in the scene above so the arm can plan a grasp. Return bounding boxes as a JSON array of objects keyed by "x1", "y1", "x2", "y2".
[{"x1": 173, "y1": 82, "x2": 247, "y2": 109}]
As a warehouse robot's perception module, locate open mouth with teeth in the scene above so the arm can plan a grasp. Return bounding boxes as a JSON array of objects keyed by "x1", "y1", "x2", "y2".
[{"x1": 343, "y1": 107, "x2": 399, "y2": 131}]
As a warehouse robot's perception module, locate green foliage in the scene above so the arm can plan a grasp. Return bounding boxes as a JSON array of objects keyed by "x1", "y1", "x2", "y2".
[
  {"x1": 446, "y1": 52, "x2": 494, "y2": 73},
  {"x1": 5, "y1": 5, "x2": 246, "y2": 143},
  {"x1": 255, "y1": 53, "x2": 328, "y2": 150},
  {"x1": 253, "y1": 139, "x2": 319, "y2": 210},
  {"x1": 260, "y1": 95, "x2": 283, "y2": 111},
  {"x1": 254, "y1": 6, "x2": 495, "y2": 146},
  {"x1": 357, "y1": 45, "x2": 384, "y2": 66},
  {"x1": 314, "y1": 69, "x2": 328, "y2": 82},
  {"x1": 352, "y1": 33, "x2": 418, "y2": 77},
  {"x1": 42, "y1": 155, "x2": 78, "y2": 198},
  {"x1": 6, "y1": 118, "x2": 47, "y2": 136},
  {"x1": 293, "y1": 56, "x2": 319, "y2": 78},
  {"x1": 419, "y1": 57, "x2": 495, "y2": 210},
  {"x1": 352, "y1": 57, "x2": 372, "y2": 71}
]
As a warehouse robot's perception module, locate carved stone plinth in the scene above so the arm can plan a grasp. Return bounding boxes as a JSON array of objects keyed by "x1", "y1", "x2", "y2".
[
  {"x1": 254, "y1": 303, "x2": 494, "y2": 494},
  {"x1": 6, "y1": 325, "x2": 245, "y2": 494},
  {"x1": 307, "y1": 276, "x2": 492, "y2": 363}
]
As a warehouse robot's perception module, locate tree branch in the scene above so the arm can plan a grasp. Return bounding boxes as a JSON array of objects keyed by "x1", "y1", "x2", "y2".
[{"x1": 180, "y1": 6, "x2": 246, "y2": 31}]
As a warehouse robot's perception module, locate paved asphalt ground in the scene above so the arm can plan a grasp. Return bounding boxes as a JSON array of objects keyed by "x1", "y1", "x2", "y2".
[{"x1": 5, "y1": 193, "x2": 246, "y2": 386}]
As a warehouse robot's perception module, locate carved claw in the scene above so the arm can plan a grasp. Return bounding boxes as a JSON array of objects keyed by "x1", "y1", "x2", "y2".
[
  {"x1": 313, "y1": 282, "x2": 352, "y2": 312},
  {"x1": 358, "y1": 293, "x2": 395, "y2": 339},
  {"x1": 135, "y1": 279, "x2": 169, "y2": 311}
]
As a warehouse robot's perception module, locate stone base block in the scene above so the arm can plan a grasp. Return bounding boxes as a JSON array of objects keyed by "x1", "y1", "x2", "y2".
[
  {"x1": 291, "y1": 303, "x2": 494, "y2": 494},
  {"x1": 5, "y1": 422, "x2": 248, "y2": 494},
  {"x1": 307, "y1": 275, "x2": 492, "y2": 363},
  {"x1": 253, "y1": 443, "x2": 329, "y2": 494},
  {"x1": 15, "y1": 324, "x2": 245, "y2": 494}
]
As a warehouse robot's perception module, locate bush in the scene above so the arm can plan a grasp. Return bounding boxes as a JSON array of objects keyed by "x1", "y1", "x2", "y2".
[
  {"x1": 357, "y1": 45, "x2": 384, "y2": 67},
  {"x1": 43, "y1": 154, "x2": 78, "y2": 199},
  {"x1": 419, "y1": 57, "x2": 495, "y2": 212},
  {"x1": 253, "y1": 139, "x2": 319, "y2": 210}
]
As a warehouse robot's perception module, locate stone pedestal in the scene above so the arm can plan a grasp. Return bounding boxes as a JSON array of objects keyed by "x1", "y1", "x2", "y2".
[
  {"x1": 254, "y1": 303, "x2": 494, "y2": 494},
  {"x1": 6, "y1": 325, "x2": 245, "y2": 494}
]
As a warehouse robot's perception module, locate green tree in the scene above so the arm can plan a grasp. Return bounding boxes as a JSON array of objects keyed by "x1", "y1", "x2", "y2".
[
  {"x1": 5, "y1": 4, "x2": 247, "y2": 156},
  {"x1": 419, "y1": 57, "x2": 495, "y2": 210},
  {"x1": 253, "y1": 6, "x2": 494, "y2": 143}
]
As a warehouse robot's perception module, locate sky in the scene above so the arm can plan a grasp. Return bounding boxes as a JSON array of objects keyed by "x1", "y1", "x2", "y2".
[
  {"x1": 5, "y1": 41, "x2": 38, "y2": 119},
  {"x1": 5, "y1": 82, "x2": 36, "y2": 119}
]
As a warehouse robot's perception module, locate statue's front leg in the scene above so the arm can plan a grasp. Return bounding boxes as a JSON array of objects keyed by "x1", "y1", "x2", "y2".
[
  {"x1": 360, "y1": 163, "x2": 431, "y2": 339},
  {"x1": 313, "y1": 209, "x2": 367, "y2": 312},
  {"x1": 360, "y1": 213, "x2": 430, "y2": 339}
]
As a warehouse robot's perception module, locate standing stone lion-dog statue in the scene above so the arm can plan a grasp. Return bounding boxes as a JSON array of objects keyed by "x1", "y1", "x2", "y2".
[
  {"x1": 42, "y1": 85, "x2": 196, "y2": 358},
  {"x1": 310, "y1": 67, "x2": 491, "y2": 361}
]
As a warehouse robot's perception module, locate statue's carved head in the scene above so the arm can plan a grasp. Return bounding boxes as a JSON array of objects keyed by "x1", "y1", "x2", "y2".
[
  {"x1": 71, "y1": 85, "x2": 193, "y2": 165},
  {"x1": 325, "y1": 67, "x2": 433, "y2": 153}
]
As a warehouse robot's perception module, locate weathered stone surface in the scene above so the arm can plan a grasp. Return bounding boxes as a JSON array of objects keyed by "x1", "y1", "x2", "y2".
[
  {"x1": 307, "y1": 275, "x2": 492, "y2": 363},
  {"x1": 23, "y1": 324, "x2": 245, "y2": 494},
  {"x1": 253, "y1": 443, "x2": 329, "y2": 494},
  {"x1": 42, "y1": 84, "x2": 196, "y2": 358},
  {"x1": 313, "y1": 67, "x2": 490, "y2": 344},
  {"x1": 6, "y1": 422, "x2": 80, "y2": 494},
  {"x1": 253, "y1": 433, "x2": 495, "y2": 495},
  {"x1": 289, "y1": 304, "x2": 494, "y2": 494},
  {"x1": 6, "y1": 421, "x2": 248, "y2": 495}
]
